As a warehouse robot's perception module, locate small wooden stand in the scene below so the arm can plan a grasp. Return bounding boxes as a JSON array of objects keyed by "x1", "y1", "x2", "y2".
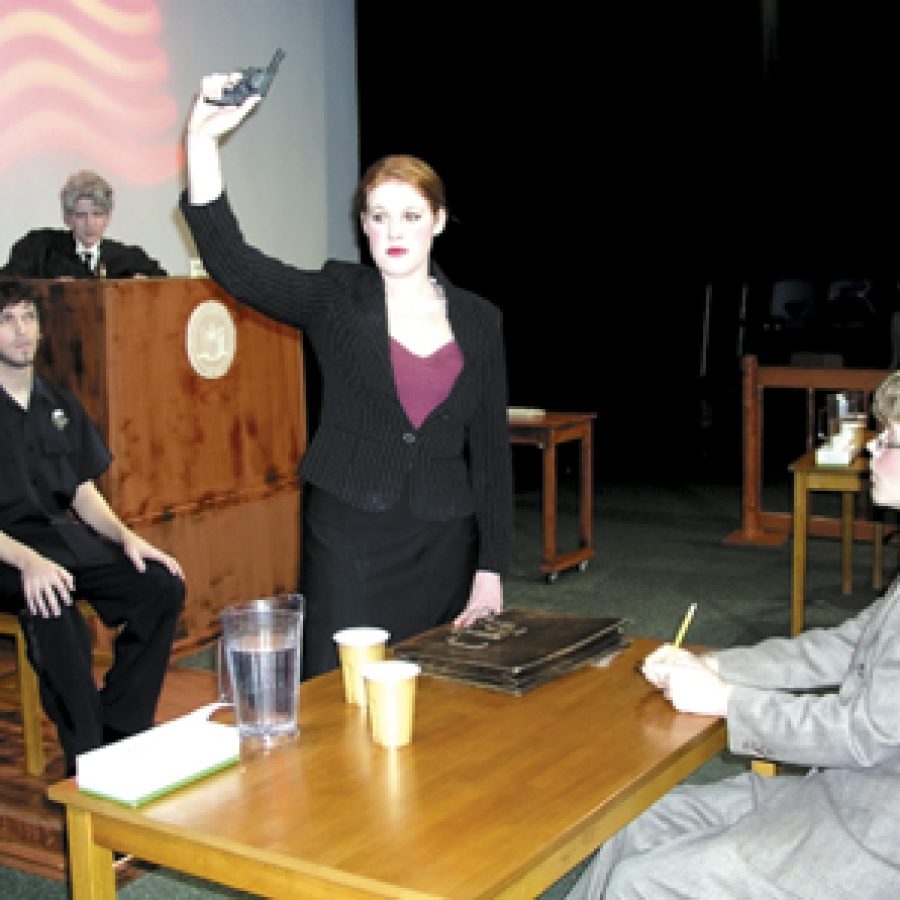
[{"x1": 508, "y1": 411, "x2": 596, "y2": 581}]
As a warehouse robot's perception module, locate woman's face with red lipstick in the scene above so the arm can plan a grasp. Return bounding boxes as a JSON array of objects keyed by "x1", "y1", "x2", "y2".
[{"x1": 360, "y1": 179, "x2": 446, "y2": 279}]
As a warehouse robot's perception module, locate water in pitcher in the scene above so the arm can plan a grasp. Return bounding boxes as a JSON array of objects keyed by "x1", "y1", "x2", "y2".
[
  {"x1": 220, "y1": 602, "x2": 303, "y2": 749},
  {"x1": 227, "y1": 635, "x2": 299, "y2": 742}
]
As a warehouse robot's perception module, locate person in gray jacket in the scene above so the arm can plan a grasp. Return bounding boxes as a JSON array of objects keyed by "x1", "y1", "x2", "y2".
[{"x1": 567, "y1": 374, "x2": 900, "y2": 898}]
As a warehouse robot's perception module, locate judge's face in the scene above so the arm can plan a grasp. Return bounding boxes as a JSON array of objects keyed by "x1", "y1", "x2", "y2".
[
  {"x1": 64, "y1": 197, "x2": 110, "y2": 249},
  {"x1": 360, "y1": 180, "x2": 446, "y2": 279},
  {"x1": 869, "y1": 428, "x2": 900, "y2": 508},
  {"x1": 0, "y1": 301, "x2": 40, "y2": 371}
]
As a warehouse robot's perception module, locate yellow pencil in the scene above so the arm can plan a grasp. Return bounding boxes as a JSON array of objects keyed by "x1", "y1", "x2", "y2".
[{"x1": 672, "y1": 602, "x2": 697, "y2": 649}]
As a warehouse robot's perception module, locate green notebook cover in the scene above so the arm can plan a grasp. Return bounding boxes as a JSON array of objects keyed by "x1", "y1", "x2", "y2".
[{"x1": 76, "y1": 704, "x2": 240, "y2": 807}]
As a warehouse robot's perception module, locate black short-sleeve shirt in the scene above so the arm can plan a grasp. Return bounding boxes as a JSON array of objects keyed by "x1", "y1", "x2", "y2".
[{"x1": 0, "y1": 376, "x2": 115, "y2": 567}]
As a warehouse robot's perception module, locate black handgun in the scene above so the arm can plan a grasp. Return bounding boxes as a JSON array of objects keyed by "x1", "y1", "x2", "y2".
[{"x1": 208, "y1": 49, "x2": 285, "y2": 106}]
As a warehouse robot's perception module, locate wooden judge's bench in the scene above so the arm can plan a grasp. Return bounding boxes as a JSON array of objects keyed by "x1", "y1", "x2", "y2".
[{"x1": 36, "y1": 277, "x2": 306, "y2": 657}]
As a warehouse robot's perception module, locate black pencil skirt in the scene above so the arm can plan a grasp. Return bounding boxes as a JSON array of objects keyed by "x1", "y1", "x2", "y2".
[{"x1": 300, "y1": 484, "x2": 477, "y2": 678}]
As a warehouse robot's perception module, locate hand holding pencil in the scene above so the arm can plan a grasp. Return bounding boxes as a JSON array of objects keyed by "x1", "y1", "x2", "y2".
[
  {"x1": 640, "y1": 603, "x2": 698, "y2": 688},
  {"x1": 640, "y1": 604, "x2": 732, "y2": 717}
]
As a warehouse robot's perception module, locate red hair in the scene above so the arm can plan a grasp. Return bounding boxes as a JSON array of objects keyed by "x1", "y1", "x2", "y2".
[{"x1": 355, "y1": 155, "x2": 445, "y2": 217}]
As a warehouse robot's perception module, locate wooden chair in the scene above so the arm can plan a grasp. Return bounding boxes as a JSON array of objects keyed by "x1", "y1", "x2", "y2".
[
  {"x1": 0, "y1": 602, "x2": 105, "y2": 776},
  {"x1": 0, "y1": 612, "x2": 46, "y2": 775}
]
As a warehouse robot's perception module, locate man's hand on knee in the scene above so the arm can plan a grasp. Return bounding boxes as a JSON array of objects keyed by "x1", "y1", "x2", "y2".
[{"x1": 20, "y1": 550, "x2": 75, "y2": 618}]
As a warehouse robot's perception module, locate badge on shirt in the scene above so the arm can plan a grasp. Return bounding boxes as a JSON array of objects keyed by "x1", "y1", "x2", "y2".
[{"x1": 51, "y1": 408, "x2": 69, "y2": 431}]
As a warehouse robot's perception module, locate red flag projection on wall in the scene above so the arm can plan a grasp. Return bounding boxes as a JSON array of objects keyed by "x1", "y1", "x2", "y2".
[{"x1": 0, "y1": 0, "x2": 180, "y2": 184}]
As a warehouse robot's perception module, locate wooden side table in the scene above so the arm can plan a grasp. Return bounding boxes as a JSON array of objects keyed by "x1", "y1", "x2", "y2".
[
  {"x1": 508, "y1": 411, "x2": 596, "y2": 581},
  {"x1": 789, "y1": 450, "x2": 883, "y2": 635}
]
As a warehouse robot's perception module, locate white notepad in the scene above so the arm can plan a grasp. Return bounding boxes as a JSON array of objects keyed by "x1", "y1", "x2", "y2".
[
  {"x1": 76, "y1": 704, "x2": 239, "y2": 807},
  {"x1": 507, "y1": 406, "x2": 546, "y2": 419}
]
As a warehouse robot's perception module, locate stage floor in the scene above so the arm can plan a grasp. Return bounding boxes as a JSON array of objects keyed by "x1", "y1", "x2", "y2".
[{"x1": 0, "y1": 640, "x2": 218, "y2": 885}]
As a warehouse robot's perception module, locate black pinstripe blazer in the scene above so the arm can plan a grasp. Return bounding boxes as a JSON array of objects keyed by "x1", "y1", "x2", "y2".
[{"x1": 180, "y1": 192, "x2": 512, "y2": 574}]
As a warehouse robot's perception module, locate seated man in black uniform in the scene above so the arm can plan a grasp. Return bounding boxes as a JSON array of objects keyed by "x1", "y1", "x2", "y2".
[
  {"x1": 0, "y1": 279, "x2": 184, "y2": 775},
  {"x1": 1, "y1": 170, "x2": 167, "y2": 279}
]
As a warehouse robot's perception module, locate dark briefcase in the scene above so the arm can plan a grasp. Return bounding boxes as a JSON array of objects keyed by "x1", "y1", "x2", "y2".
[{"x1": 393, "y1": 608, "x2": 628, "y2": 695}]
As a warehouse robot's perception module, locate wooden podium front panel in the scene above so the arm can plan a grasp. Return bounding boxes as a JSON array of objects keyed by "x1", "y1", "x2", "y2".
[
  {"x1": 136, "y1": 487, "x2": 301, "y2": 651},
  {"x1": 41, "y1": 278, "x2": 305, "y2": 523},
  {"x1": 39, "y1": 282, "x2": 110, "y2": 432}
]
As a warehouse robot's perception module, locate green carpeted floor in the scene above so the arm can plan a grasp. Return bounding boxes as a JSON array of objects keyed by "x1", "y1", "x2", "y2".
[{"x1": 2, "y1": 474, "x2": 887, "y2": 898}]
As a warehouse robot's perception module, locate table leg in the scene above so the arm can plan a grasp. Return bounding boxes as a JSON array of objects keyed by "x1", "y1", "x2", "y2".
[
  {"x1": 791, "y1": 473, "x2": 809, "y2": 636},
  {"x1": 65, "y1": 806, "x2": 115, "y2": 900},
  {"x1": 841, "y1": 492, "x2": 853, "y2": 595},
  {"x1": 579, "y1": 424, "x2": 593, "y2": 553},
  {"x1": 542, "y1": 438, "x2": 558, "y2": 572}
]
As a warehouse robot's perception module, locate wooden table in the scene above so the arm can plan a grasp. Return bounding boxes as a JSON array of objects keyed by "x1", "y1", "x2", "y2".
[
  {"x1": 48, "y1": 638, "x2": 724, "y2": 899},
  {"x1": 508, "y1": 412, "x2": 596, "y2": 581},
  {"x1": 789, "y1": 450, "x2": 882, "y2": 635},
  {"x1": 726, "y1": 355, "x2": 890, "y2": 548}
]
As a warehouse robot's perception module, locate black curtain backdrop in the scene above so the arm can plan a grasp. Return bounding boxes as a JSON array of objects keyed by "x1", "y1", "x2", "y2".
[{"x1": 354, "y1": 2, "x2": 900, "y2": 479}]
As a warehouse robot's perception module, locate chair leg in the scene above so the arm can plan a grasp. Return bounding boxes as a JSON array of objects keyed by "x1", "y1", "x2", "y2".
[
  {"x1": 15, "y1": 626, "x2": 46, "y2": 776},
  {"x1": 2, "y1": 605, "x2": 106, "y2": 776}
]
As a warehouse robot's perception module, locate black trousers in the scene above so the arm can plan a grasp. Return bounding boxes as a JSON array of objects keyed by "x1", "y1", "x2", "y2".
[
  {"x1": 300, "y1": 485, "x2": 477, "y2": 678},
  {"x1": 0, "y1": 555, "x2": 184, "y2": 772}
]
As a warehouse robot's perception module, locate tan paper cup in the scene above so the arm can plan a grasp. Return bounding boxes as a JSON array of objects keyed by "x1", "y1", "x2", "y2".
[
  {"x1": 333, "y1": 627, "x2": 390, "y2": 706},
  {"x1": 361, "y1": 660, "x2": 420, "y2": 748}
]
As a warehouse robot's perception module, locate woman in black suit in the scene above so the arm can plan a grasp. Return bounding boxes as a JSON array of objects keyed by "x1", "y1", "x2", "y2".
[{"x1": 181, "y1": 74, "x2": 512, "y2": 677}]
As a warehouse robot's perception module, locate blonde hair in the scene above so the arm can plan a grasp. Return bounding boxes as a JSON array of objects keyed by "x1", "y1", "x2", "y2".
[
  {"x1": 872, "y1": 371, "x2": 900, "y2": 426},
  {"x1": 354, "y1": 155, "x2": 445, "y2": 218},
  {"x1": 60, "y1": 170, "x2": 114, "y2": 216}
]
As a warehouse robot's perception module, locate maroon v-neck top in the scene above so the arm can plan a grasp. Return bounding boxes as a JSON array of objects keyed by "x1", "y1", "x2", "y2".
[{"x1": 390, "y1": 338, "x2": 463, "y2": 429}]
